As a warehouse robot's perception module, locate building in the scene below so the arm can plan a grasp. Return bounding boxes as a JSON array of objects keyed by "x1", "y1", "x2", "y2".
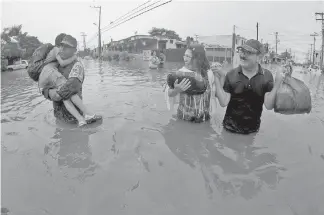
[
  {"x1": 101, "y1": 35, "x2": 186, "y2": 54},
  {"x1": 199, "y1": 35, "x2": 247, "y2": 64},
  {"x1": 153, "y1": 36, "x2": 187, "y2": 50},
  {"x1": 314, "y1": 50, "x2": 322, "y2": 66},
  {"x1": 90, "y1": 34, "x2": 188, "y2": 61},
  {"x1": 204, "y1": 44, "x2": 232, "y2": 63}
]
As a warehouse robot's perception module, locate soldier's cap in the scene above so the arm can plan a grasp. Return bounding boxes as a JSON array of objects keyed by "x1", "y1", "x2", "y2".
[{"x1": 60, "y1": 35, "x2": 77, "y2": 48}]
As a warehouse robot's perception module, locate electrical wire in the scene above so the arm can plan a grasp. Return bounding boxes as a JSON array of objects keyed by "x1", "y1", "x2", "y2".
[
  {"x1": 100, "y1": 0, "x2": 163, "y2": 32},
  {"x1": 100, "y1": 0, "x2": 172, "y2": 35},
  {"x1": 100, "y1": 0, "x2": 152, "y2": 31},
  {"x1": 87, "y1": 1, "x2": 169, "y2": 47},
  {"x1": 87, "y1": 1, "x2": 154, "y2": 46},
  {"x1": 86, "y1": 33, "x2": 98, "y2": 45}
]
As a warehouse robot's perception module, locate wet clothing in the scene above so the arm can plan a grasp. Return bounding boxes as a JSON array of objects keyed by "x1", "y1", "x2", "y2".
[
  {"x1": 39, "y1": 48, "x2": 78, "y2": 93},
  {"x1": 177, "y1": 81, "x2": 211, "y2": 123},
  {"x1": 223, "y1": 64, "x2": 274, "y2": 134},
  {"x1": 149, "y1": 56, "x2": 160, "y2": 69},
  {"x1": 38, "y1": 62, "x2": 66, "y2": 92},
  {"x1": 44, "y1": 47, "x2": 60, "y2": 64},
  {"x1": 42, "y1": 60, "x2": 85, "y2": 124},
  {"x1": 165, "y1": 67, "x2": 217, "y2": 123}
]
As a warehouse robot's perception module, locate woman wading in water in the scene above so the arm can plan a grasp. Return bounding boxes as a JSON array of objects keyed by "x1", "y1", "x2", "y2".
[{"x1": 164, "y1": 44, "x2": 218, "y2": 123}]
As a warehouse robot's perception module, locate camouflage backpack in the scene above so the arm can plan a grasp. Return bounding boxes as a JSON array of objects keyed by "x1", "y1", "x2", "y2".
[{"x1": 27, "y1": 43, "x2": 54, "y2": 81}]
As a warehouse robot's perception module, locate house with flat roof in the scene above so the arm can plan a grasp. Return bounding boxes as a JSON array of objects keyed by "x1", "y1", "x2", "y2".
[
  {"x1": 199, "y1": 35, "x2": 247, "y2": 63},
  {"x1": 100, "y1": 34, "x2": 186, "y2": 54}
]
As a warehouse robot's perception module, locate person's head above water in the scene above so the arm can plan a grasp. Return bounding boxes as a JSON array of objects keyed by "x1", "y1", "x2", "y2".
[
  {"x1": 184, "y1": 44, "x2": 210, "y2": 78},
  {"x1": 60, "y1": 35, "x2": 77, "y2": 59},
  {"x1": 55, "y1": 33, "x2": 67, "y2": 47},
  {"x1": 237, "y1": 39, "x2": 265, "y2": 70}
]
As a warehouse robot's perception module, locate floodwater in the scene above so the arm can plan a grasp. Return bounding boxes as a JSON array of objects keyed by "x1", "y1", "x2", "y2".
[{"x1": 1, "y1": 60, "x2": 324, "y2": 215}]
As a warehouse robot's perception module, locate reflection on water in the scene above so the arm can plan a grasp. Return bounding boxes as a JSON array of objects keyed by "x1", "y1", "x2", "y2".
[
  {"x1": 162, "y1": 119, "x2": 285, "y2": 200},
  {"x1": 43, "y1": 127, "x2": 99, "y2": 181},
  {"x1": 1, "y1": 62, "x2": 324, "y2": 215}
]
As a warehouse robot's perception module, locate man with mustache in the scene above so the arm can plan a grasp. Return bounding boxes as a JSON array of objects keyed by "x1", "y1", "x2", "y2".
[{"x1": 215, "y1": 39, "x2": 284, "y2": 134}]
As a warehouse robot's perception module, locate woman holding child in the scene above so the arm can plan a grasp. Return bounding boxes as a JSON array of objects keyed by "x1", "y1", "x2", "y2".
[{"x1": 164, "y1": 44, "x2": 218, "y2": 123}]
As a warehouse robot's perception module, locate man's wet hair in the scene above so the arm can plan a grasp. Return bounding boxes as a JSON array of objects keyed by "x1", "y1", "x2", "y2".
[{"x1": 55, "y1": 33, "x2": 67, "y2": 46}]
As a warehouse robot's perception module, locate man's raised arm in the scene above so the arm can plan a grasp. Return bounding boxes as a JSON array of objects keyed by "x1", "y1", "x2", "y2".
[{"x1": 215, "y1": 74, "x2": 231, "y2": 107}]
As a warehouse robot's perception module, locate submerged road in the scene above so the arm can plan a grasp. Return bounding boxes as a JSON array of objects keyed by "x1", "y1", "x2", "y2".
[{"x1": 1, "y1": 60, "x2": 324, "y2": 215}]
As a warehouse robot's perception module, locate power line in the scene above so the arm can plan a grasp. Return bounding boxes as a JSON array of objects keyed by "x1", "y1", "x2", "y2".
[
  {"x1": 87, "y1": 1, "x2": 154, "y2": 46},
  {"x1": 86, "y1": 33, "x2": 98, "y2": 44},
  {"x1": 101, "y1": 0, "x2": 172, "y2": 35},
  {"x1": 101, "y1": 0, "x2": 152, "y2": 31},
  {"x1": 100, "y1": 0, "x2": 162, "y2": 32}
]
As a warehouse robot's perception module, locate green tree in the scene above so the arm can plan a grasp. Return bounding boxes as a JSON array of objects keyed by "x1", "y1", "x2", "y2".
[
  {"x1": 148, "y1": 27, "x2": 182, "y2": 41},
  {"x1": 279, "y1": 51, "x2": 292, "y2": 59},
  {"x1": 1, "y1": 24, "x2": 42, "y2": 59}
]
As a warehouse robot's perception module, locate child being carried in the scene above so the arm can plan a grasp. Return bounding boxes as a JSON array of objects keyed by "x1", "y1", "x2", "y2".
[{"x1": 38, "y1": 34, "x2": 101, "y2": 127}]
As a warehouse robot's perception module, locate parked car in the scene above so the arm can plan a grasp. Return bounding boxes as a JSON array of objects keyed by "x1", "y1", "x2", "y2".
[{"x1": 7, "y1": 60, "x2": 28, "y2": 71}]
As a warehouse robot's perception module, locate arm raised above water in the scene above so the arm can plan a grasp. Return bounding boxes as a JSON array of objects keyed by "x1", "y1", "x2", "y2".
[{"x1": 215, "y1": 74, "x2": 231, "y2": 107}]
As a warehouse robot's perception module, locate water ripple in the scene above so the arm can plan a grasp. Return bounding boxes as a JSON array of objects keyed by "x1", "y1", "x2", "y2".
[{"x1": 1, "y1": 64, "x2": 324, "y2": 215}]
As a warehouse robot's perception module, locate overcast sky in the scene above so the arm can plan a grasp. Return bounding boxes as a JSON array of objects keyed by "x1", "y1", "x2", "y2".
[{"x1": 2, "y1": 0, "x2": 323, "y2": 62}]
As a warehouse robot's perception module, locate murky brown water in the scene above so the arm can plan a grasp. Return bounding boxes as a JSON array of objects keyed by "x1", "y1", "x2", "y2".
[{"x1": 1, "y1": 60, "x2": 324, "y2": 215}]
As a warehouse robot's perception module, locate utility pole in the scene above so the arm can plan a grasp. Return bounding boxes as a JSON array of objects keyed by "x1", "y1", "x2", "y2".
[
  {"x1": 275, "y1": 32, "x2": 279, "y2": 55},
  {"x1": 310, "y1": 32, "x2": 318, "y2": 65},
  {"x1": 91, "y1": 5, "x2": 102, "y2": 59},
  {"x1": 315, "y1": 12, "x2": 324, "y2": 70},
  {"x1": 81, "y1": 32, "x2": 87, "y2": 51},
  {"x1": 256, "y1": 22, "x2": 259, "y2": 41},
  {"x1": 285, "y1": 49, "x2": 288, "y2": 61},
  {"x1": 310, "y1": 44, "x2": 313, "y2": 63},
  {"x1": 231, "y1": 25, "x2": 236, "y2": 64}
]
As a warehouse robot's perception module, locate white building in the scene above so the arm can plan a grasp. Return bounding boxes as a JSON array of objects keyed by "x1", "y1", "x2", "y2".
[{"x1": 199, "y1": 35, "x2": 247, "y2": 64}]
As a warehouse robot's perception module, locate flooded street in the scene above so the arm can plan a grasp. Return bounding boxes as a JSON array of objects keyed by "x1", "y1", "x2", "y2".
[{"x1": 1, "y1": 60, "x2": 324, "y2": 215}]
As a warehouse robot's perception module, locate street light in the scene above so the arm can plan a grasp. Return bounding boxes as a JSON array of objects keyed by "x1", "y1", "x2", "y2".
[{"x1": 90, "y1": 5, "x2": 102, "y2": 59}]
